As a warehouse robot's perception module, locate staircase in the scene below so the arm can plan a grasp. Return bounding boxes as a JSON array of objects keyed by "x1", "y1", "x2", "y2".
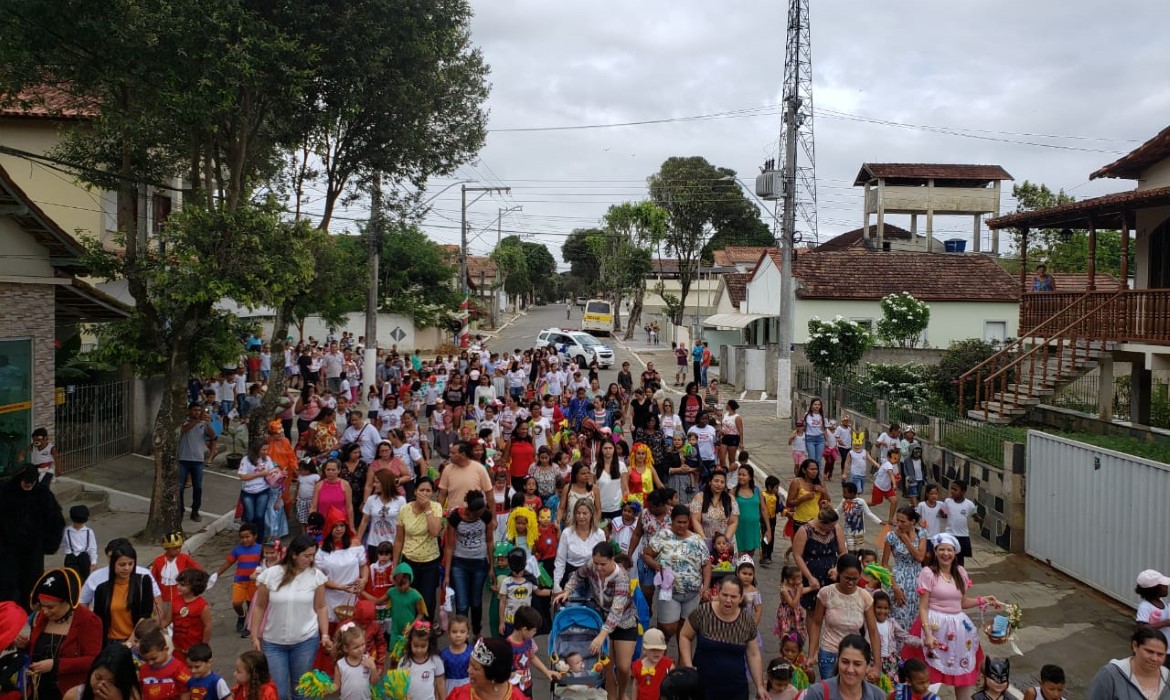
[{"x1": 960, "y1": 292, "x2": 1122, "y2": 424}]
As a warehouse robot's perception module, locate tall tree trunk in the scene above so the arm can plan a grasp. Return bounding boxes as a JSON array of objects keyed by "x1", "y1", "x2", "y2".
[
  {"x1": 611, "y1": 292, "x2": 623, "y2": 333},
  {"x1": 247, "y1": 301, "x2": 292, "y2": 442},
  {"x1": 673, "y1": 268, "x2": 693, "y2": 327},
  {"x1": 144, "y1": 355, "x2": 187, "y2": 540},
  {"x1": 624, "y1": 282, "x2": 645, "y2": 341}
]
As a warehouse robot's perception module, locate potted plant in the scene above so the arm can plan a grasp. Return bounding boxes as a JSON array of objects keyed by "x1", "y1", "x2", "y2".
[{"x1": 223, "y1": 422, "x2": 249, "y2": 471}]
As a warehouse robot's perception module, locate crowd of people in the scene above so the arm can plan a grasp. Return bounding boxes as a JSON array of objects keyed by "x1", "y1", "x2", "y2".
[{"x1": 5, "y1": 329, "x2": 1170, "y2": 700}]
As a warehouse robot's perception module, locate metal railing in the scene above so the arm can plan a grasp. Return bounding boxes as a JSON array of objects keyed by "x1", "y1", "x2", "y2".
[{"x1": 55, "y1": 380, "x2": 133, "y2": 474}]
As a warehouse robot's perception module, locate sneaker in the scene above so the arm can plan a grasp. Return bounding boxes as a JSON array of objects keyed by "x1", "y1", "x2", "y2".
[
  {"x1": 191, "y1": 511, "x2": 202, "y2": 522},
  {"x1": 236, "y1": 616, "x2": 246, "y2": 634},
  {"x1": 240, "y1": 628, "x2": 251, "y2": 639}
]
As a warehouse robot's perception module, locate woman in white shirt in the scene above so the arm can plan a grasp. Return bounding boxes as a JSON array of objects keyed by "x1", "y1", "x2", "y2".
[
  {"x1": 316, "y1": 508, "x2": 370, "y2": 624},
  {"x1": 250, "y1": 534, "x2": 331, "y2": 700},
  {"x1": 238, "y1": 442, "x2": 277, "y2": 540},
  {"x1": 357, "y1": 470, "x2": 406, "y2": 563},
  {"x1": 659, "y1": 399, "x2": 681, "y2": 440},
  {"x1": 553, "y1": 500, "x2": 607, "y2": 591},
  {"x1": 593, "y1": 441, "x2": 629, "y2": 523}
]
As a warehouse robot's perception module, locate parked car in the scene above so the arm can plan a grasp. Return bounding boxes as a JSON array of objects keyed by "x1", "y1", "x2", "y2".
[{"x1": 535, "y1": 328, "x2": 614, "y2": 368}]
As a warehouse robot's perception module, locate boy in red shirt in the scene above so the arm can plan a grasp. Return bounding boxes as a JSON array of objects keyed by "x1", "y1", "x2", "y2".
[
  {"x1": 631, "y1": 628, "x2": 674, "y2": 700},
  {"x1": 139, "y1": 629, "x2": 192, "y2": 700},
  {"x1": 168, "y1": 569, "x2": 212, "y2": 664}
]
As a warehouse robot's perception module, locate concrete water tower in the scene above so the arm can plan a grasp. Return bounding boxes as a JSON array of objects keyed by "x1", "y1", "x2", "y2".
[{"x1": 854, "y1": 163, "x2": 1013, "y2": 253}]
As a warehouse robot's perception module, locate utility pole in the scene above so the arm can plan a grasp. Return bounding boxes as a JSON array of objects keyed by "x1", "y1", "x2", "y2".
[
  {"x1": 757, "y1": 0, "x2": 817, "y2": 420},
  {"x1": 363, "y1": 173, "x2": 383, "y2": 407},
  {"x1": 494, "y1": 206, "x2": 522, "y2": 328},
  {"x1": 460, "y1": 185, "x2": 510, "y2": 345}
]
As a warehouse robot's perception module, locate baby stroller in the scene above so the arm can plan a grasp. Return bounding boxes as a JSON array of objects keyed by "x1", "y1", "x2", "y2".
[{"x1": 547, "y1": 598, "x2": 609, "y2": 700}]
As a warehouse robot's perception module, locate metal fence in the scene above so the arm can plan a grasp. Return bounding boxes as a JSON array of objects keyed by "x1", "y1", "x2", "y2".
[
  {"x1": 55, "y1": 380, "x2": 133, "y2": 474},
  {"x1": 1026, "y1": 430, "x2": 1170, "y2": 604}
]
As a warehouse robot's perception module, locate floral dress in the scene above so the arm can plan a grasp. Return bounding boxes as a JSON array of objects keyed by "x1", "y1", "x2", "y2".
[
  {"x1": 774, "y1": 583, "x2": 807, "y2": 640},
  {"x1": 885, "y1": 527, "x2": 927, "y2": 630}
]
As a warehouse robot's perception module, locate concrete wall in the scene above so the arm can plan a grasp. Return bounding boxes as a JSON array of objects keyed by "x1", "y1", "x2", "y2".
[
  {"x1": 255, "y1": 312, "x2": 444, "y2": 353},
  {"x1": 745, "y1": 258, "x2": 781, "y2": 316},
  {"x1": 865, "y1": 185, "x2": 998, "y2": 215},
  {"x1": 1028, "y1": 404, "x2": 1170, "y2": 449},
  {"x1": 641, "y1": 277, "x2": 721, "y2": 319},
  {"x1": 0, "y1": 282, "x2": 56, "y2": 437},
  {"x1": 1134, "y1": 205, "x2": 1170, "y2": 289},
  {"x1": 794, "y1": 299, "x2": 1019, "y2": 347},
  {"x1": 1140, "y1": 161, "x2": 1170, "y2": 191},
  {"x1": 793, "y1": 345, "x2": 946, "y2": 371},
  {"x1": 793, "y1": 389, "x2": 1026, "y2": 553},
  {"x1": 0, "y1": 220, "x2": 55, "y2": 278}
]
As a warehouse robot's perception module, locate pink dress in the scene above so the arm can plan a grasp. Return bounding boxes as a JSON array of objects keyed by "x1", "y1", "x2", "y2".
[
  {"x1": 902, "y1": 566, "x2": 982, "y2": 687},
  {"x1": 316, "y1": 479, "x2": 348, "y2": 519}
]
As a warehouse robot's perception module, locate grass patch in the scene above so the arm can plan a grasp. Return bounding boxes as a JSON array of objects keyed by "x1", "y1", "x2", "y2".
[{"x1": 1041, "y1": 430, "x2": 1170, "y2": 464}]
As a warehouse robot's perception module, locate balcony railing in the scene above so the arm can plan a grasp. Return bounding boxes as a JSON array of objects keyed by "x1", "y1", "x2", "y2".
[{"x1": 1021, "y1": 290, "x2": 1170, "y2": 344}]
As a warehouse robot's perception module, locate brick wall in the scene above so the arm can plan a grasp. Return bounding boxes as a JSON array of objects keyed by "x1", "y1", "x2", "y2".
[{"x1": 0, "y1": 283, "x2": 55, "y2": 437}]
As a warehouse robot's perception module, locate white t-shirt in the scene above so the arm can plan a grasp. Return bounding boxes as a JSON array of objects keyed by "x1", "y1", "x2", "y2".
[
  {"x1": 544, "y1": 372, "x2": 563, "y2": 396},
  {"x1": 804, "y1": 413, "x2": 825, "y2": 438},
  {"x1": 1137, "y1": 600, "x2": 1170, "y2": 644},
  {"x1": 660, "y1": 414, "x2": 681, "y2": 439},
  {"x1": 297, "y1": 473, "x2": 321, "y2": 502},
  {"x1": 239, "y1": 456, "x2": 274, "y2": 494},
  {"x1": 906, "y1": 458, "x2": 924, "y2": 483},
  {"x1": 834, "y1": 425, "x2": 853, "y2": 450},
  {"x1": 688, "y1": 425, "x2": 717, "y2": 461},
  {"x1": 532, "y1": 416, "x2": 551, "y2": 452},
  {"x1": 873, "y1": 461, "x2": 897, "y2": 492},
  {"x1": 400, "y1": 654, "x2": 444, "y2": 700},
  {"x1": 916, "y1": 501, "x2": 944, "y2": 537},
  {"x1": 361, "y1": 494, "x2": 406, "y2": 548},
  {"x1": 596, "y1": 462, "x2": 629, "y2": 513},
  {"x1": 943, "y1": 497, "x2": 976, "y2": 537},
  {"x1": 847, "y1": 448, "x2": 868, "y2": 477},
  {"x1": 877, "y1": 432, "x2": 895, "y2": 462}
]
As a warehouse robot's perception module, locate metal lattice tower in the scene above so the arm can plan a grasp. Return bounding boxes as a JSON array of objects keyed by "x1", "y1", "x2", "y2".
[{"x1": 780, "y1": 0, "x2": 817, "y2": 247}]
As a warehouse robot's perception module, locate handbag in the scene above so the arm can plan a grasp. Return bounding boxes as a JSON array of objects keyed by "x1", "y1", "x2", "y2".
[{"x1": 63, "y1": 529, "x2": 92, "y2": 578}]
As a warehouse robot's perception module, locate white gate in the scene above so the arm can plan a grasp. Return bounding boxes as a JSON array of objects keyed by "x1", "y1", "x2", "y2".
[
  {"x1": 1025, "y1": 430, "x2": 1170, "y2": 604},
  {"x1": 744, "y1": 348, "x2": 766, "y2": 391}
]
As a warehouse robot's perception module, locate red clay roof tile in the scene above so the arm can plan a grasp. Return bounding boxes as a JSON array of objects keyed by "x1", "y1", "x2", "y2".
[{"x1": 792, "y1": 249, "x2": 1019, "y2": 302}]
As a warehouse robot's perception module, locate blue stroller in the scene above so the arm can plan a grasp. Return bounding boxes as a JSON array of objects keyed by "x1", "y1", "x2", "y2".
[{"x1": 547, "y1": 601, "x2": 610, "y2": 699}]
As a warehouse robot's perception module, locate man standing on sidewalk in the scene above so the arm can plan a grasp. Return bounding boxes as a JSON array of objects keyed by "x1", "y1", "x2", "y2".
[
  {"x1": 672, "y1": 342, "x2": 687, "y2": 387},
  {"x1": 691, "y1": 338, "x2": 704, "y2": 387},
  {"x1": 701, "y1": 342, "x2": 713, "y2": 388},
  {"x1": 323, "y1": 341, "x2": 344, "y2": 395},
  {"x1": 179, "y1": 403, "x2": 215, "y2": 522}
]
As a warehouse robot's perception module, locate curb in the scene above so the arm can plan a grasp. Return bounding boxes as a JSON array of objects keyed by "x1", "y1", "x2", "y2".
[{"x1": 184, "y1": 510, "x2": 239, "y2": 555}]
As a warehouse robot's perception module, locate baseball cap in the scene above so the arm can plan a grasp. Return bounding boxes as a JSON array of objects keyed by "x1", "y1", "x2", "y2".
[
  {"x1": 1137, "y1": 570, "x2": 1170, "y2": 588},
  {"x1": 642, "y1": 628, "x2": 667, "y2": 651}
]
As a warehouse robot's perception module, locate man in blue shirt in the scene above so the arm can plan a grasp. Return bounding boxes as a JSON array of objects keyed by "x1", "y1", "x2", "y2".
[{"x1": 691, "y1": 339, "x2": 704, "y2": 387}]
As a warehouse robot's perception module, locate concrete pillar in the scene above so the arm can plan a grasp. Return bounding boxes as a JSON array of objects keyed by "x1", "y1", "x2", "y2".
[
  {"x1": 926, "y1": 179, "x2": 935, "y2": 253},
  {"x1": 991, "y1": 181, "x2": 1002, "y2": 255},
  {"x1": 1131, "y1": 362, "x2": 1152, "y2": 425},
  {"x1": 877, "y1": 206, "x2": 886, "y2": 250},
  {"x1": 1097, "y1": 355, "x2": 1114, "y2": 421},
  {"x1": 863, "y1": 183, "x2": 871, "y2": 243},
  {"x1": 910, "y1": 213, "x2": 918, "y2": 249},
  {"x1": 876, "y1": 399, "x2": 888, "y2": 424},
  {"x1": 972, "y1": 214, "x2": 982, "y2": 253}
]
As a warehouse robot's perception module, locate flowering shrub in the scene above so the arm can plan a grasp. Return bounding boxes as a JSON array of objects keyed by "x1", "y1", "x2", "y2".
[
  {"x1": 877, "y1": 292, "x2": 930, "y2": 348},
  {"x1": 859, "y1": 362, "x2": 933, "y2": 409},
  {"x1": 805, "y1": 316, "x2": 872, "y2": 381}
]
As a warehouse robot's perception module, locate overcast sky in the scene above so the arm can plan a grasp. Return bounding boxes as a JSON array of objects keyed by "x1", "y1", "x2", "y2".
[{"x1": 332, "y1": 0, "x2": 1170, "y2": 264}]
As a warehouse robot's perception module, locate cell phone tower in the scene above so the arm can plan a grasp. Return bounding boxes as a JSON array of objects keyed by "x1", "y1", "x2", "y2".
[{"x1": 781, "y1": 0, "x2": 817, "y2": 248}]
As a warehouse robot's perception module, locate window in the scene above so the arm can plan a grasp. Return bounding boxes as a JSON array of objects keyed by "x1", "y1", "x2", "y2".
[
  {"x1": 984, "y1": 321, "x2": 1007, "y2": 344},
  {"x1": 850, "y1": 318, "x2": 874, "y2": 333}
]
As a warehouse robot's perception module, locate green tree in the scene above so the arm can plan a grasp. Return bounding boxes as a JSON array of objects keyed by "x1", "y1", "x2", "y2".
[
  {"x1": 590, "y1": 202, "x2": 665, "y2": 338},
  {"x1": 647, "y1": 157, "x2": 767, "y2": 325},
  {"x1": 804, "y1": 316, "x2": 872, "y2": 382},
  {"x1": 279, "y1": 0, "x2": 489, "y2": 231},
  {"x1": 876, "y1": 293, "x2": 931, "y2": 348},
  {"x1": 1010, "y1": 180, "x2": 1132, "y2": 279},
  {"x1": 561, "y1": 229, "x2": 602, "y2": 291},
  {"x1": 518, "y1": 239, "x2": 558, "y2": 303},
  {"x1": 0, "y1": 0, "x2": 488, "y2": 537},
  {"x1": 491, "y1": 237, "x2": 530, "y2": 303},
  {"x1": 379, "y1": 226, "x2": 461, "y2": 327}
]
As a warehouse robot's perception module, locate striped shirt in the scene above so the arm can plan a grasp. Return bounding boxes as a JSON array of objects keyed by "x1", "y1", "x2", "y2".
[
  {"x1": 227, "y1": 544, "x2": 262, "y2": 582},
  {"x1": 563, "y1": 562, "x2": 637, "y2": 634}
]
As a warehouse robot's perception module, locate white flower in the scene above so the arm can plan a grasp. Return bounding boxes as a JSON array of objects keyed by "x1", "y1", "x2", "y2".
[{"x1": 830, "y1": 337, "x2": 839, "y2": 344}]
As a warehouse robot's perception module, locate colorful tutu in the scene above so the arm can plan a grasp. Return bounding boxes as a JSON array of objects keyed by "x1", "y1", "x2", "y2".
[{"x1": 902, "y1": 609, "x2": 983, "y2": 687}]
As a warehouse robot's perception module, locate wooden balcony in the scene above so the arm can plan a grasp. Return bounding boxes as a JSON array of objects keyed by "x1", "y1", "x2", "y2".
[{"x1": 1021, "y1": 290, "x2": 1170, "y2": 345}]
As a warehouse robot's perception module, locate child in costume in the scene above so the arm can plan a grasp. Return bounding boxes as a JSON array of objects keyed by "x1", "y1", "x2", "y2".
[
  {"x1": 889, "y1": 658, "x2": 938, "y2": 700},
  {"x1": 487, "y1": 541, "x2": 514, "y2": 638},
  {"x1": 778, "y1": 634, "x2": 812, "y2": 691},
  {"x1": 708, "y1": 534, "x2": 736, "y2": 593},
  {"x1": 630, "y1": 629, "x2": 674, "y2": 700},
  {"x1": 440, "y1": 615, "x2": 472, "y2": 690},
  {"x1": 363, "y1": 541, "x2": 396, "y2": 636},
  {"x1": 971, "y1": 658, "x2": 1010, "y2": 700},
  {"x1": 837, "y1": 482, "x2": 884, "y2": 552},
  {"x1": 872, "y1": 590, "x2": 919, "y2": 686},
  {"x1": 532, "y1": 508, "x2": 559, "y2": 579},
  {"x1": 775, "y1": 565, "x2": 811, "y2": 641},
  {"x1": 151, "y1": 531, "x2": 203, "y2": 620},
  {"x1": 765, "y1": 659, "x2": 798, "y2": 700},
  {"x1": 185, "y1": 644, "x2": 232, "y2": 700},
  {"x1": 505, "y1": 506, "x2": 538, "y2": 558}
]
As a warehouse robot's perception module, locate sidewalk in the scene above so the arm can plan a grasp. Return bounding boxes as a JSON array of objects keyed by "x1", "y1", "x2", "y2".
[{"x1": 612, "y1": 335, "x2": 727, "y2": 393}]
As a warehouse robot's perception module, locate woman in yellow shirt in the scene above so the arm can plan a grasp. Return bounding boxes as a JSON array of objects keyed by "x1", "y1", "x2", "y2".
[
  {"x1": 392, "y1": 477, "x2": 444, "y2": 622},
  {"x1": 786, "y1": 459, "x2": 830, "y2": 528}
]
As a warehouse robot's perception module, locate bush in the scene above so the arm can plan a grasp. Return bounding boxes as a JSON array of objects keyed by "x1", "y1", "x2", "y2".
[
  {"x1": 877, "y1": 293, "x2": 930, "y2": 348},
  {"x1": 859, "y1": 363, "x2": 933, "y2": 409},
  {"x1": 933, "y1": 338, "x2": 1002, "y2": 410},
  {"x1": 805, "y1": 316, "x2": 872, "y2": 382}
]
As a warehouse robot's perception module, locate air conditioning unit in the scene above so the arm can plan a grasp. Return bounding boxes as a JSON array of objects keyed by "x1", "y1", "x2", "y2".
[{"x1": 755, "y1": 170, "x2": 782, "y2": 201}]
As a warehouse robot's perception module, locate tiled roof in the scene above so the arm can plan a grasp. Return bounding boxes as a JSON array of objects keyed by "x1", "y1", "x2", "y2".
[
  {"x1": 814, "y1": 225, "x2": 913, "y2": 251},
  {"x1": 854, "y1": 163, "x2": 1013, "y2": 186},
  {"x1": 1092, "y1": 124, "x2": 1170, "y2": 181},
  {"x1": 713, "y1": 246, "x2": 776, "y2": 267},
  {"x1": 792, "y1": 250, "x2": 1019, "y2": 302},
  {"x1": 723, "y1": 272, "x2": 751, "y2": 307},
  {"x1": 986, "y1": 186, "x2": 1170, "y2": 230},
  {"x1": 0, "y1": 85, "x2": 97, "y2": 120},
  {"x1": 466, "y1": 255, "x2": 498, "y2": 278},
  {"x1": 1049, "y1": 273, "x2": 1122, "y2": 292}
]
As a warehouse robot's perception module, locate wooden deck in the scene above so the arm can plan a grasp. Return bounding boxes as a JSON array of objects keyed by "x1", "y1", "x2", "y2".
[{"x1": 1021, "y1": 290, "x2": 1170, "y2": 345}]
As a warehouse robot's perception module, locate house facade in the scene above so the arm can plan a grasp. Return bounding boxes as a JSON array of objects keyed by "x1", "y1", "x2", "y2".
[{"x1": 980, "y1": 122, "x2": 1170, "y2": 425}]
